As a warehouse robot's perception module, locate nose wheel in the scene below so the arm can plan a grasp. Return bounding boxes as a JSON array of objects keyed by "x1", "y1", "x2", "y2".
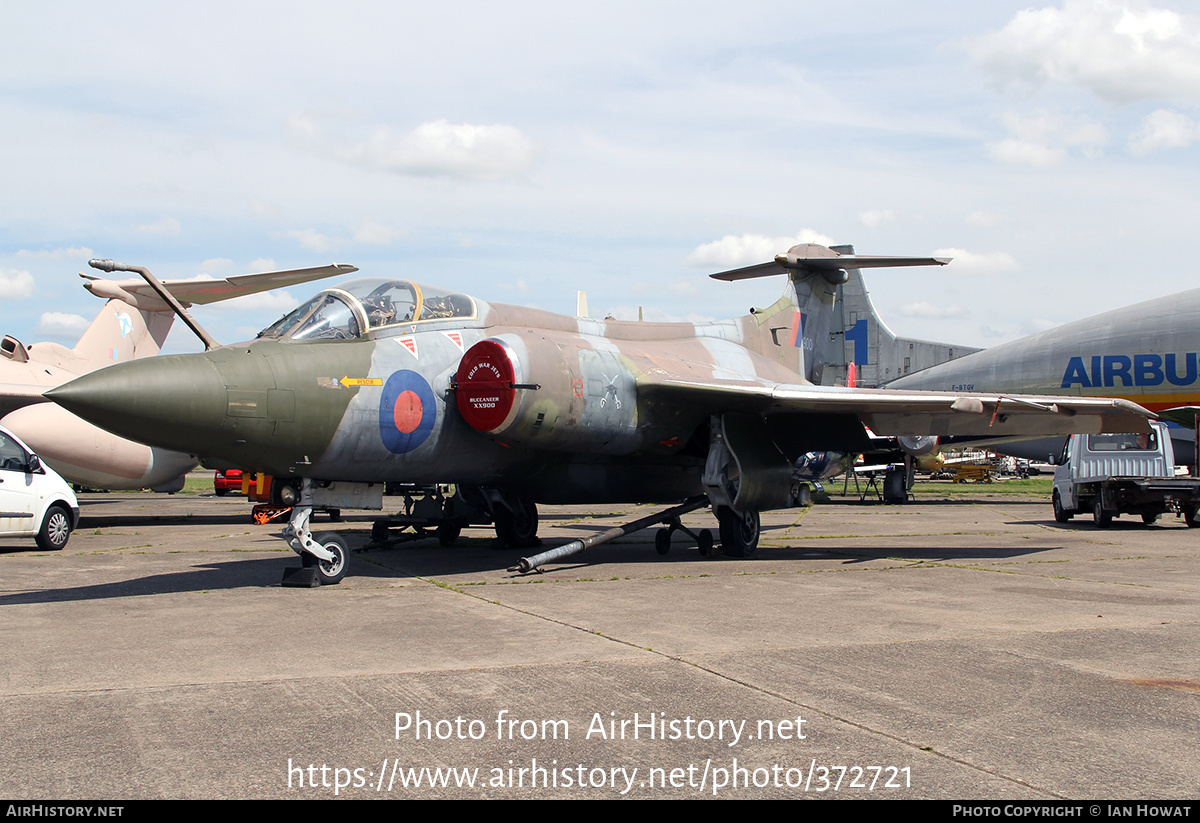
[
  {"x1": 493, "y1": 498, "x2": 540, "y2": 549},
  {"x1": 301, "y1": 532, "x2": 349, "y2": 585}
]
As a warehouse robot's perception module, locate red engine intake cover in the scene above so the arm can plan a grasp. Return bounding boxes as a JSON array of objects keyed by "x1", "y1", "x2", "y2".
[{"x1": 455, "y1": 340, "x2": 517, "y2": 433}]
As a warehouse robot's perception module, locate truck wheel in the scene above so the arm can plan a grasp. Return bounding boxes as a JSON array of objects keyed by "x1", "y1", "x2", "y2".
[
  {"x1": 1052, "y1": 491, "x2": 1072, "y2": 523},
  {"x1": 1186, "y1": 507, "x2": 1200, "y2": 528},
  {"x1": 1141, "y1": 512, "x2": 1159, "y2": 525},
  {"x1": 1093, "y1": 498, "x2": 1112, "y2": 529}
]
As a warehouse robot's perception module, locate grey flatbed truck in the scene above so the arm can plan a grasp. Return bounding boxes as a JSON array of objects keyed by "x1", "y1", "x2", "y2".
[{"x1": 1051, "y1": 421, "x2": 1200, "y2": 528}]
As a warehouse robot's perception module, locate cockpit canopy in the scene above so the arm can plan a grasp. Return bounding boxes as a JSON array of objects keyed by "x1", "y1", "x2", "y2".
[{"x1": 258, "y1": 278, "x2": 476, "y2": 341}]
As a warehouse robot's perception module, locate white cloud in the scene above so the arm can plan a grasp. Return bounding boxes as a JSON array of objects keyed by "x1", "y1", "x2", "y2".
[
  {"x1": 970, "y1": 1, "x2": 1200, "y2": 105},
  {"x1": 931, "y1": 248, "x2": 1021, "y2": 273},
  {"x1": 354, "y1": 222, "x2": 400, "y2": 245},
  {"x1": 987, "y1": 138, "x2": 1065, "y2": 167},
  {"x1": 279, "y1": 228, "x2": 342, "y2": 252},
  {"x1": 199, "y1": 258, "x2": 234, "y2": 273},
  {"x1": 859, "y1": 209, "x2": 898, "y2": 228},
  {"x1": 35, "y1": 311, "x2": 90, "y2": 338},
  {"x1": 685, "y1": 229, "x2": 838, "y2": 269},
  {"x1": 136, "y1": 216, "x2": 181, "y2": 236},
  {"x1": 338, "y1": 119, "x2": 541, "y2": 182},
  {"x1": 251, "y1": 201, "x2": 283, "y2": 220},
  {"x1": 1129, "y1": 108, "x2": 1200, "y2": 153},
  {"x1": 14, "y1": 246, "x2": 94, "y2": 260},
  {"x1": 986, "y1": 111, "x2": 1107, "y2": 166},
  {"x1": 0, "y1": 268, "x2": 35, "y2": 299},
  {"x1": 248, "y1": 258, "x2": 277, "y2": 273},
  {"x1": 965, "y1": 210, "x2": 1005, "y2": 227},
  {"x1": 899, "y1": 302, "x2": 966, "y2": 318},
  {"x1": 286, "y1": 111, "x2": 323, "y2": 147}
]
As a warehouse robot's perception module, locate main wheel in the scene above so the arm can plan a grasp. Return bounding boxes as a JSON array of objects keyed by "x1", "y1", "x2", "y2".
[
  {"x1": 495, "y1": 500, "x2": 539, "y2": 547},
  {"x1": 308, "y1": 532, "x2": 349, "y2": 585},
  {"x1": 36, "y1": 505, "x2": 71, "y2": 550},
  {"x1": 1052, "y1": 491, "x2": 1072, "y2": 523},
  {"x1": 717, "y1": 507, "x2": 759, "y2": 557},
  {"x1": 1093, "y1": 497, "x2": 1112, "y2": 529},
  {"x1": 883, "y1": 469, "x2": 907, "y2": 504},
  {"x1": 436, "y1": 523, "x2": 461, "y2": 547}
]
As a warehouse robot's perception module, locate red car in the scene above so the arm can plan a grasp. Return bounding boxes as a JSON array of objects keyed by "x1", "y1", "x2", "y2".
[{"x1": 213, "y1": 469, "x2": 244, "y2": 496}]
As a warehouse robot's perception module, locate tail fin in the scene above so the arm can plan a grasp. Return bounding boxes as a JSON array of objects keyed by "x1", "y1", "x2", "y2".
[
  {"x1": 710, "y1": 242, "x2": 951, "y2": 384},
  {"x1": 15, "y1": 299, "x2": 174, "y2": 374},
  {"x1": 72, "y1": 298, "x2": 173, "y2": 366},
  {"x1": 823, "y1": 262, "x2": 981, "y2": 387}
]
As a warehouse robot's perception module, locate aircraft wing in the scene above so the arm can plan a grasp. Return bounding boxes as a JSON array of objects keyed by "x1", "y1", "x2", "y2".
[
  {"x1": 1156, "y1": 406, "x2": 1200, "y2": 429},
  {"x1": 643, "y1": 377, "x2": 1154, "y2": 438},
  {"x1": 82, "y1": 263, "x2": 359, "y2": 305}
]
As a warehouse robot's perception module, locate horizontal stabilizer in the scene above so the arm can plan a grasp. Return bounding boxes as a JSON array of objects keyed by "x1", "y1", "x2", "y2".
[{"x1": 710, "y1": 243, "x2": 950, "y2": 281}]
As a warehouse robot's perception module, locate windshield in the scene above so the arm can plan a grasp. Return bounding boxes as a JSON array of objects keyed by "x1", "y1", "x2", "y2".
[
  {"x1": 1086, "y1": 431, "x2": 1158, "y2": 452},
  {"x1": 258, "y1": 278, "x2": 476, "y2": 340}
]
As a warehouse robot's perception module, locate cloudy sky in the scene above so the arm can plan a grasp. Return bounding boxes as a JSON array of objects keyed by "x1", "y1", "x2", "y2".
[{"x1": 3, "y1": 0, "x2": 1199, "y2": 353}]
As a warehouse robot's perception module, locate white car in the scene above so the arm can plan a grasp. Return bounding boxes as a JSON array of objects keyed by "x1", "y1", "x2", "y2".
[{"x1": 0, "y1": 425, "x2": 79, "y2": 550}]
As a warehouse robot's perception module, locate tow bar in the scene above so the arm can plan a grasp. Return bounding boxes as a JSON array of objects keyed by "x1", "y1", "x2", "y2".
[{"x1": 510, "y1": 496, "x2": 710, "y2": 574}]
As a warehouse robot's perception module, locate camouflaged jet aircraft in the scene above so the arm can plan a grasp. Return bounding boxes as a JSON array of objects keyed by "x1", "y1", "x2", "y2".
[{"x1": 48, "y1": 244, "x2": 1153, "y2": 583}]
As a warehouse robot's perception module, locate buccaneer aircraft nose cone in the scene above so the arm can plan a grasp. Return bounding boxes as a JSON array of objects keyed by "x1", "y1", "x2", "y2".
[{"x1": 47, "y1": 354, "x2": 229, "y2": 456}]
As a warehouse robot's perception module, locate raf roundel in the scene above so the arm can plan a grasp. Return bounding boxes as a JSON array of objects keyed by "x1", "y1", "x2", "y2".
[{"x1": 378, "y1": 370, "x2": 437, "y2": 454}]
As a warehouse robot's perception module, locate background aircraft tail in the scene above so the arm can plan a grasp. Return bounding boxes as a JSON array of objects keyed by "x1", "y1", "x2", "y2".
[
  {"x1": 711, "y1": 242, "x2": 962, "y2": 384},
  {"x1": 70, "y1": 298, "x2": 174, "y2": 366},
  {"x1": 820, "y1": 255, "x2": 981, "y2": 388},
  {"x1": 1, "y1": 298, "x2": 173, "y2": 377}
]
